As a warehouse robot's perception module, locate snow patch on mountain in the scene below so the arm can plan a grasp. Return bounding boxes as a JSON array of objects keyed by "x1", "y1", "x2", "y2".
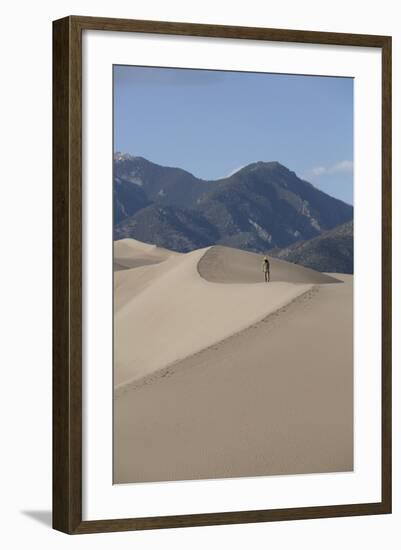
[{"x1": 114, "y1": 152, "x2": 136, "y2": 162}]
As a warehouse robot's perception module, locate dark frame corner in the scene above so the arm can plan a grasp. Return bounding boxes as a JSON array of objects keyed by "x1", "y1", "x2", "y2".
[{"x1": 52, "y1": 15, "x2": 392, "y2": 534}]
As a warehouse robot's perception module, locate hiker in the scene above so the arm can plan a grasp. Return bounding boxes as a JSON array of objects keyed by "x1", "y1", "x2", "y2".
[{"x1": 262, "y1": 255, "x2": 270, "y2": 283}]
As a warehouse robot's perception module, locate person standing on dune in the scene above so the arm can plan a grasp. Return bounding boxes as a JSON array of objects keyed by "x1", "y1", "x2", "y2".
[{"x1": 262, "y1": 255, "x2": 270, "y2": 283}]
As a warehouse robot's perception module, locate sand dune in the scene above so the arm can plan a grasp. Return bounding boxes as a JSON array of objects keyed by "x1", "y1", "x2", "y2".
[
  {"x1": 113, "y1": 238, "x2": 352, "y2": 483},
  {"x1": 114, "y1": 238, "x2": 177, "y2": 271},
  {"x1": 198, "y1": 245, "x2": 339, "y2": 284},
  {"x1": 113, "y1": 240, "x2": 328, "y2": 389}
]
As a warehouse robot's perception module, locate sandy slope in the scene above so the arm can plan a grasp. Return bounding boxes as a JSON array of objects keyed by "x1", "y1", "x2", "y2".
[
  {"x1": 113, "y1": 239, "x2": 352, "y2": 483},
  {"x1": 113, "y1": 240, "x2": 334, "y2": 388},
  {"x1": 114, "y1": 238, "x2": 177, "y2": 271}
]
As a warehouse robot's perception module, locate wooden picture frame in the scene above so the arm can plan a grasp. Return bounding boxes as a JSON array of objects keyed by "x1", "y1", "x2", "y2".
[{"x1": 53, "y1": 15, "x2": 392, "y2": 534}]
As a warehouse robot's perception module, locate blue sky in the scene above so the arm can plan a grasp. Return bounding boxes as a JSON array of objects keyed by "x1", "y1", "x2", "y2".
[{"x1": 114, "y1": 65, "x2": 353, "y2": 204}]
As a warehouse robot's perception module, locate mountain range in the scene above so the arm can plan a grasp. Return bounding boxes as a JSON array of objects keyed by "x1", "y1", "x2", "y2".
[
  {"x1": 113, "y1": 153, "x2": 354, "y2": 272},
  {"x1": 270, "y1": 220, "x2": 353, "y2": 274}
]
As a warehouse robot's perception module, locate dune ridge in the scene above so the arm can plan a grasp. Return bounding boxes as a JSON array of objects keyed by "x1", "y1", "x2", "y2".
[
  {"x1": 114, "y1": 238, "x2": 178, "y2": 271},
  {"x1": 198, "y1": 245, "x2": 340, "y2": 284},
  {"x1": 114, "y1": 242, "x2": 314, "y2": 388},
  {"x1": 115, "y1": 283, "x2": 316, "y2": 396}
]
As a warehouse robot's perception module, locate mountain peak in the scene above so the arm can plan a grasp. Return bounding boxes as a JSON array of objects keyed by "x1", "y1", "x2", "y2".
[
  {"x1": 245, "y1": 161, "x2": 290, "y2": 172},
  {"x1": 226, "y1": 161, "x2": 292, "y2": 179}
]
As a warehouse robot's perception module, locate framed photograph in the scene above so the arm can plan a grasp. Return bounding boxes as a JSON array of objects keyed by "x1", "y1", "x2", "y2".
[{"x1": 53, "y1": 16, "x2": 392, "y2": 534}]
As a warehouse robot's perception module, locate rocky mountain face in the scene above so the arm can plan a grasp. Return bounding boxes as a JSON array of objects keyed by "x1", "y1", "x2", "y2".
[
  {"x1": 114, "y1": 153, "x2": 215, "y2": 209},
  {"x1": 115, "y1": 204, "x2": 219, "y2": 253},
  {"x1": 270, "y1": 220, "x2": 354, "y2": 274},
  {"x1": 113, "y1": 154, "x2": 353, "y2": 268}
]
